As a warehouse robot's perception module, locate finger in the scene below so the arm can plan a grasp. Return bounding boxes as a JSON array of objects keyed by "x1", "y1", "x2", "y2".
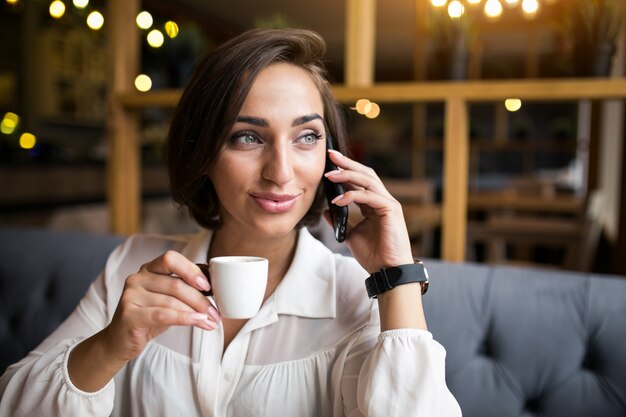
[
  {"x1": 141, "y1": 251, "x2": 210, "y2": 292},
  {"x1": 137, "y1": 307, "x2": 219, "y2": 330},
  {"x1": 327, "y1": 149, "x2": 382, "y2": 180},
  {"x1": 141, "y1": 273, "x2": 220, "y2": 321},
  {"x1": 332, "y1": 189, "x2": 401, "y2": 216},
  {"x1": 325, "y1": 168, "x2": 390, "y2": 197}
]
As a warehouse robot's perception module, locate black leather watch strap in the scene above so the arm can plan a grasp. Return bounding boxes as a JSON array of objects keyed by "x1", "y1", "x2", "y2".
[{"x1": 365, "y1": 260, "x2": 429, "y2": 299}]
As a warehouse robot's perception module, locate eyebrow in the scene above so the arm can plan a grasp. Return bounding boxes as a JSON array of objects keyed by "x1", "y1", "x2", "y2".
[{"x1": 235, "y1": 113, "x2": 323, "y2": 128}]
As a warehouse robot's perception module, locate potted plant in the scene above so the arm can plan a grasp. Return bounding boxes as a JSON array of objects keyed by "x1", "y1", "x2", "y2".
[
  {"x1": 429, "y1": 11, "x2": 478, "y2": 81},
  {"x1": 566, "y1": 0, "x2": 624, "y2": 77}
]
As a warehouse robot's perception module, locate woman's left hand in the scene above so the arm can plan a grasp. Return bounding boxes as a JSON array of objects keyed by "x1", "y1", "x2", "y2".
[{"x1": 323, "y1": 149, "x2": 414, "y2": 273}]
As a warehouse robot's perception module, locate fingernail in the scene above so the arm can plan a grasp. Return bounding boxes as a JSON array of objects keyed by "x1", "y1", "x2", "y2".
[
  {"x1": 195, "y1": 276, "x2": 210, "y2": 291},
  {"x1": 208, "y1": 307, "x2": 221, "y2": 322},
  {"x1": 190, "y1": 312, "x2": 209, "y2": 321},
  {"x1": 331, "y1": 194, "x2": 344, "y2": 205},
  {"x1": 324, "y1": 170, "x2": 341, "y2": 177},
  {"x1": 204, "y1": 320, "x2": 219, "y2": 329},
  {"x1": 328, "y1": 149, "x2": 342, "y2": 156}
]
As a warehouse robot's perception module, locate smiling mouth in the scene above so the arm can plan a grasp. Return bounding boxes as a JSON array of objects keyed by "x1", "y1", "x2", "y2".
[{"x1": 250, "y1": 193, "x2": 300, "y2": 213}]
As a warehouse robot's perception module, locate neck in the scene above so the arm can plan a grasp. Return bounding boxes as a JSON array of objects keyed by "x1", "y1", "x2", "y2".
[{"x1": 207, "y1": 226, "x2": 299, "y2": 290}]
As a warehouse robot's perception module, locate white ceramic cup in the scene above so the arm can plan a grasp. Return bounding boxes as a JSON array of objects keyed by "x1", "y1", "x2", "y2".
[{"x1": 208, "y1": 256, "x2": 269, "y2": 319}]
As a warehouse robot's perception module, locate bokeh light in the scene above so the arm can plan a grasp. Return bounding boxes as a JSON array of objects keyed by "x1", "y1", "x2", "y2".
[
  {"x1": 49, "y1": 0, "x2": 66, "y2": 19},
  {"x1": 134, "y1": 74, "x2": 152, "y2": 92},
  {"x1": 19, "y1": 132, "x2": 36, "y2": 149},
  {"x1": 1, "y1": 112, "x2": 19, "y2": 135},
  {"x1": 164, "y1": 21, "x2": 179, "y2": 38},
  {"x1": 365, "y1": 103, "x2": 381, "y2": 119},
  {"x1": 136, "y1": 11, "x2": 153, "y2": 30},
  {"x1": 448, "y1": 0, "x2": 465, "y2": 18},
  {"x1": 87, "y1": 10, "x2": 104, "y2": 30},
  {"x1": 505, "y1": 98, "x2": 522, "y2": 112},
  {"x1": 72, "y1": 0, "x2": 88, "y2": 9},
  {"x1": 147, "y1": 29, "x2": 164, "y2": 48}
]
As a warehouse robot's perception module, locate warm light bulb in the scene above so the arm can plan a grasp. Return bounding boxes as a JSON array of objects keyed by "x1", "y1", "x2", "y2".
[
  {"x1": 134, "y1": 74, "x2": 152, "y2": 92},
  {"x1": 505, "y1": 98, "x2": 522, "y2": 112},
  {"x1": 164, "y1": 21, "x2": 179, "y2": 38},
  {"x1": 72, "y1": 0, "x2": 88, "y2": 9},
  {"x1": 431, "y1": 0, "x2": 447, "y2": 7},
  {"x1": 484, "y1": 0, "x2": 503, "y2": 18},
  {"x1": 448, "y1": 0, "x2": 465, "y2": 18},
  {"x1": 147, "y1": 29, "x2": 164, "y2": 48},
  {"x1": 467, "y1": 0, "x2": 481, "y2": 4},
  {"x1": 355, "y1": 99, "x2": 371, "y2": 114},
  {"x1": 1, "y1": 112, "x2": 19, "y2": 135},
  {"x1": 136, "y1": 11, "x2": 153, "y2": 30},
  {"x1": 49, "y1": 0, "x2": 66, "y2": 19},
  {"x1": 521, "y1": 0, "x2": 539, "y2": 14},
  {"x1": 19, "y1": 132, "x2": 36, "y2": 149},
  {"x1": 504, "y1": 0, "x2": 519, "y2": 5},
  {"x1": 6, "y1": 0, "x2": 19, "y2": 4},
  {"x1": 87, "y1": 11, "x2": 104, "y2": 30},
  {"x1": 365, "y1": 103, "x2": 381, "y2": 119}
]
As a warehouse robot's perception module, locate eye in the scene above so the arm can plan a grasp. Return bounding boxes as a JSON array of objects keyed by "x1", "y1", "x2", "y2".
[
  {"x1": 296, "y1": 131, "x2": 322, "y2": 146},
  {"x1": 230, "y1": 131, "x2": 262, "y2": 146}
]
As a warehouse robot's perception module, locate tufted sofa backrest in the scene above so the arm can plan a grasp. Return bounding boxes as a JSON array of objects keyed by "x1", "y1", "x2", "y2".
[
  {"x1": 0, "y1": 228, "x2": 123, "y2": 373},
  {"x1": 0, "y1": 228, "x2": 625, "y2": 417},
  {"x1": 424, "y1": 261, "x2": 626, "y2": 417}
]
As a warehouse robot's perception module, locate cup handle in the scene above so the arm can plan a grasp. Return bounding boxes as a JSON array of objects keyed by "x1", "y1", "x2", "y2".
[{"x1": 196, "y1": 263, "x2": 212, "y2": 296}]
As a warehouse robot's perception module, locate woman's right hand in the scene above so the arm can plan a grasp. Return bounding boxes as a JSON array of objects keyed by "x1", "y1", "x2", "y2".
[
  {"x1": 68, "y1": 251, "x2": 220, "y2": 392},
  {"x1": 102, "y1": 250, "x2": 221, "y2": 363}
]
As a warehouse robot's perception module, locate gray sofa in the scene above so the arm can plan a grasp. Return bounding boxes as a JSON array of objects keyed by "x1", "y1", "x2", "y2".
[{"x1": 1, "y1": 227, "x2": 625, "y2": 417}]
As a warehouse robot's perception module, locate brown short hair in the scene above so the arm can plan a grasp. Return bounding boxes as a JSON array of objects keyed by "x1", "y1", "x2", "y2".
[{"x1": 166, "y1": 28, "x2": 349, "y2": 230}]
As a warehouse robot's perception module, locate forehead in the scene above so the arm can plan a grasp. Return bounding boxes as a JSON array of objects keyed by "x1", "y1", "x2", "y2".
[{"x1": 239, "y1": 63, "x2": 324, "y2": 116}]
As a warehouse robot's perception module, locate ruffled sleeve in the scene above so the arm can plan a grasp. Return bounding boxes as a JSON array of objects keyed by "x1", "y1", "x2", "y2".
[
  {"x1": 0, "y1": 337, "x2": 114, "y2": 417},
  {"x1": 355, "y1": 328, "x2": 461, "y2": 416}
]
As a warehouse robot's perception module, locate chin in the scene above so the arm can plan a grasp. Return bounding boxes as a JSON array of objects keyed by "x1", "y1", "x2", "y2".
[{"x1": 250, "y1": 215, "x2": 304, "y2": 239}]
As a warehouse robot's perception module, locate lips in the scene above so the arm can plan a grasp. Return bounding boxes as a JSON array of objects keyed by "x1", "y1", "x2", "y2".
[{"x1": 250, "y1": 192, "x2": 300, "y2": 213}]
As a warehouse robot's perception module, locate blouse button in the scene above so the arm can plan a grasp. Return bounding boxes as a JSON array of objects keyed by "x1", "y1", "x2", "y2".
[{"x1": 224, "y1": 372, "x2": 234, "y2": 381}]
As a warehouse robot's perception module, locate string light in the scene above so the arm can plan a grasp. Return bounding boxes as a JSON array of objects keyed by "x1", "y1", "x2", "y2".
[
  {"x1": 164, "y1": 21, "x2": 179, "y2": 38},
  {"x1": 448, "y1": 0, "x2": 465, "y2": 18},
  {"x1": 19, "y1": 133, "x2": 36, "y2": 150},
  {"x1": 49, "y1": 0, "x2": 66, "y2": 19},
  {"x1": 147, "y1": 29, "x2": 164, "y2": 48},
  {"x1": 72, "y1": 0, "x2": 88, "y2": 9},
  {"x1": 1, "y1": 112, "x2": 19, "y2": 135},
  {"x1": 484, "y1": 0, "x2": 503, "y2": 18},
  {"x1": 505, "y1": 98, "x2": 522, "y2": 112},
  {"x1": 134, "y1": 74, "x2": 152, "y2": 92},
  {"x1": 521, "y1": 0, "x2": 539, "y2": 15},
  {"x1": 136, "y1": 11, "x2": 153, "y2": 30},
  {"x1": 431, "y1": 0, "x2": 447, "y2": 7},
  {"x1": 86, "y1": 10, "x2": 104, "y2": 30}
]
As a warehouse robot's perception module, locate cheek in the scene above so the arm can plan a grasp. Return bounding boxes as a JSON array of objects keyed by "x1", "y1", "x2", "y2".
[{"x1": 297, "y1": 152, "x2": 325, "y2": 186}]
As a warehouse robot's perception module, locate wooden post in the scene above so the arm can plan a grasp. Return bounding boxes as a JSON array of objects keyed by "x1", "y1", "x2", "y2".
[
  {"x1": 412, "y1": 0, "x2": 429, "y2": 179},
  {"x1": 345, "y1": 0, "x2": 376, "y2": 86},
  {"x1": 107, "y1": 0, "x2": 140, "y2": 234},
  {"x1": 442, "y1": 97, "x2": 469, "y2": 261}
]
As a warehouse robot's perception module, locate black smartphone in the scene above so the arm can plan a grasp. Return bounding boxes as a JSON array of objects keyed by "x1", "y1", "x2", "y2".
[{"x1": 323, "y1": 131, "x2": 348, "y2": 243}]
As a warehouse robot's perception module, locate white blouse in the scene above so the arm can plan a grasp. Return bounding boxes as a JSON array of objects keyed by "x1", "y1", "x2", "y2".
[{"x1": 0, "y1": 228, "x2": 461, "y2": 417}]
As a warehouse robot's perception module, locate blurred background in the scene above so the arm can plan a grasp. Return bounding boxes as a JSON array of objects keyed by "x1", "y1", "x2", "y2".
[{"x1": 1, "y1": 0, "x2": 625, "y2": 274}]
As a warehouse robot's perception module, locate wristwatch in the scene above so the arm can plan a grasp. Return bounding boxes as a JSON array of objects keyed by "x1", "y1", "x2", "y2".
[{"x1": 365, "y1": 260, "x2": 429, "y2": 299}]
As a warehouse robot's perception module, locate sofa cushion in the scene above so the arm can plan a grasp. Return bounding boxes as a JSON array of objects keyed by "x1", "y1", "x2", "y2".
[
  {"x1": 424, "y1": 260, "x2": 626, "y2": 417},
  {"x1": 0, "y1": 228, "x2": 123, "y2": 372}
]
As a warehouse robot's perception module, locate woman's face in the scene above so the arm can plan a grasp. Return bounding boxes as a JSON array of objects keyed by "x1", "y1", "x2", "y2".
[{"x1": 208, "y1": 62, "x2": 326, "y2": 240}]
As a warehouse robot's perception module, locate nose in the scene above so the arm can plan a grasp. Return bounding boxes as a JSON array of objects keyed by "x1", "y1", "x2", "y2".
[{"x1": 261, "y1": 142, "x2": 295, "y2": 185}]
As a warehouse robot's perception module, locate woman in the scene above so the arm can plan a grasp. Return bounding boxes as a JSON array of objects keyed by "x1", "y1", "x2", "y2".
[{"x1": 0, "y1": 29, "x2": 460, "y2": 416}]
